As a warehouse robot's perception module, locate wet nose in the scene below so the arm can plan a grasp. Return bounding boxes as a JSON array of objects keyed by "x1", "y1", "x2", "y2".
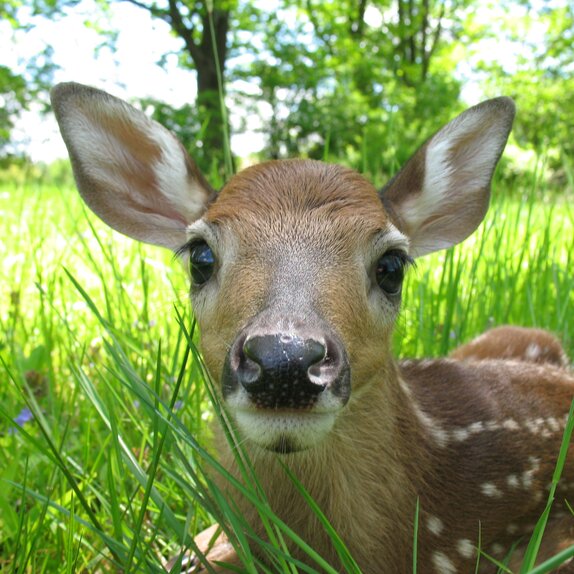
[{"x1": 235, "y1": 333, "x2": 330, "y2": 408}]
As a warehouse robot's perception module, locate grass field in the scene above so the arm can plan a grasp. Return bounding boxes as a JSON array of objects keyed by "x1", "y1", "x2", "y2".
[{"x1": 1, "y1": 169, "x2": 573, "y2": 573}]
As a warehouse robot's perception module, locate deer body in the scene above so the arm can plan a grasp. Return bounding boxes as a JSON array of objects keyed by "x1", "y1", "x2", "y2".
[
  {"x1": 51, "y1": 83, "x2": 574, "y2": 572},
  {"x1": 216, "y1": 358, "x2": 574, "y2": 572}
]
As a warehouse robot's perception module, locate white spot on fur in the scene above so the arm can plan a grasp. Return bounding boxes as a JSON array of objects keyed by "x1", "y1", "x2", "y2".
[
  {"x1": 416, "y1": 407, "x2": 450, "y2": 446},
  {"x1": 521, "y1": 457, "x2": 541, "y2": 489},
  {"x1": 453, "y1": 428, "x2": 471, "y2": 441},
  {"x1": 456, "y1": 539, "x2": 474, "y2": 559},
  {"x1": 485, "y1": 421, "x2": 501, "y2": 432},
  {"x1": 399, "y1": 378, "x2": 450, "y2": 447},
  {"x1": 432, "y1": 551, "x2": 457, "y2": 574},
  {"x1": 547, "y1": 417, "x2": 560, "y2": 432},
  {"x1": 427, "y1": 515, "x2": 445, "y2": 536},
  {"x1": 528, "y1": 456, "x2": 541, "y2": 469},
  {"x1": 525, "y1": 343, "x2": 541, "y2": 360},
  {"x1": 491, "y1": 543, "x2": 505, "y2": 555},
  {"x1": 506, "y1": 475, "x2": 520, "y2": 488},
  {"x1": 451, "y1": 419, "x2": 496, "y2": 442},
  {"x1": 469, "y1": 421, "x2": 485, "y2": 433},
  {"x1": 506, "y1": 523, "x2": 519, "y2": 535},
  {"x1": 481, "y1": 482, "x2": 503, "y2": 498},
  {"x1": 524, "y1": 419, "x2": 543, "y2": 435},
  {"x1": 502, "y1": 418, "x2": 520, "y2": 431}
]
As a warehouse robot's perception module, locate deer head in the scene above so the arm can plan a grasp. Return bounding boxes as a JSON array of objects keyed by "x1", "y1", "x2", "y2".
[{"x1": 51, "y1": 83, "x2": 515, "y2": 455}]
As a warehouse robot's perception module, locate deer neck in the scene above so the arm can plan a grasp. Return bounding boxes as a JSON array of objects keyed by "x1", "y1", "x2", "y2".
[{"x1": 215, "y1": 357, "x2": 426, "y2": 567}]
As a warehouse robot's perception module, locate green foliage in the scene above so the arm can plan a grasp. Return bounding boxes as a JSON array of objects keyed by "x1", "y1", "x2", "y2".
[
  {"x1": 0, "y1": 66, "x2": 28, "y2": 161},
  {"x1": 475, "y1": 3, "x2": 574, "y2": 187},
  {"x1": 233, "y1": 0, "x2": 467, "y2": 179},
  {"x1": 1, "y1": 155, "x2": 573, "y2": 571},
  {"x1": 1, "y1": 0, "x2": 573, "y2": 190}
]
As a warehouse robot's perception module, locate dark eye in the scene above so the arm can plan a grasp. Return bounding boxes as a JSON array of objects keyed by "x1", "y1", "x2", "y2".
[
  {"x1": 189, "y1": 241, "x2": 215, "y2": 286},
  {"x1": 375, "y1": 251, "x2": 409, "y2": 295}
]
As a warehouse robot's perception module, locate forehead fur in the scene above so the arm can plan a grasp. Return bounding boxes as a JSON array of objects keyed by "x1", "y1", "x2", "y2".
[{"x1": 205, "y1": 159, "x2": 390, "y2": 244}]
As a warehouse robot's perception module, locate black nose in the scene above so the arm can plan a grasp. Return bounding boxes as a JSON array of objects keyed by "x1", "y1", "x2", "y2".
[{"x1": 235, "y1": 333, "x2": 331, "y2": 408}]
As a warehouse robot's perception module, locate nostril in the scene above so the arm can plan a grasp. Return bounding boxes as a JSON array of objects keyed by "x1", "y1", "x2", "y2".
[
  {"x1": 237, "y1": 334, "x2": 329, "y2": 399},
  {"x1": 238, "y1": 357, "x2": 261, "y2": 386},
  {"x1": 237, "y1": 338, "x2": 263, "y2": 389},
  {"x1": 223, "y1": 328, "x2": 350, "y2": 409},
  {"x1": 308, "y1": 336, "x2": 342, "y2": 386},
  {"x1": 243, "y1": 337, "x2": 260, "y2": 362},
  {"x1": 302, "y1": 339, "x2": 327, "y2": 370}
]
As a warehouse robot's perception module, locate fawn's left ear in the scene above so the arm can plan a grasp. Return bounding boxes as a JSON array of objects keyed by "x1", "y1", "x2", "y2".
[
  {"x1": 51, "y1": 82, "x2": 216, "y2": 251},
  {"x1": 381, "y1": 97, "x2": 515, "y2": 258}
]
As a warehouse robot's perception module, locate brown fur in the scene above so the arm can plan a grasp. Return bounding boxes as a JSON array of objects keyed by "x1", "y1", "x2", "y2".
[
  {"x1": 186, "y1": 162, "x2": 574, "y2": 573},
  {"x1": 451, "y1": 325, "x2": 570, "y2": 368},
  {"x1": 50, "y1": 85, "x2": 572, "y2": 573},
  {"x1": 182, "y1": 345, "x2": 574, "y2": 573}
]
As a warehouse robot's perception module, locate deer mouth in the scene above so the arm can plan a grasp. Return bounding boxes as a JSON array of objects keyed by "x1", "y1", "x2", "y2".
[
  {"x1": 232, "y1": 409, "x2": 339, "y2": 453},
  {"x1": 221, "y1": 315, "x2": 351, "y2": 452}
]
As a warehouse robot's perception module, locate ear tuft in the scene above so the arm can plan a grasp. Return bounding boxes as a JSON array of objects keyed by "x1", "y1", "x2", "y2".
[
  {"x1": 381, "y1": 97, "x2": 515, "y2": 257},
  {"x1": 51, "y1": 82, "x2": 215, "y2": 250}
]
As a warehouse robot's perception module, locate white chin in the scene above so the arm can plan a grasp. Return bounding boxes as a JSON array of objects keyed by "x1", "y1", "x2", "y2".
[{"x1": 234, "y1": 410, "x2": 337, "y2": 453}]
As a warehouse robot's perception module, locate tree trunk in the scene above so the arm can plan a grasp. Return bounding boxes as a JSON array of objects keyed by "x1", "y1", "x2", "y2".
[{"x1": 195, "y1": 8, "x2": 229, "y2": 164}]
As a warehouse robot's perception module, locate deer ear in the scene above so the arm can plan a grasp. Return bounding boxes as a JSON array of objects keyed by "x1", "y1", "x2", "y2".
[
  {"x1": 51, "y1": 82, "x2": 216, "y2": 251},
  {"x1": 380, "y1": 97, "x2": 515, "y2": 258}
]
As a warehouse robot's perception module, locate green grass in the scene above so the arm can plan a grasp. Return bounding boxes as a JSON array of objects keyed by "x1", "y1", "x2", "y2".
[{"x1": 0, "y1": 170, "x2": 573, "y2": 573}]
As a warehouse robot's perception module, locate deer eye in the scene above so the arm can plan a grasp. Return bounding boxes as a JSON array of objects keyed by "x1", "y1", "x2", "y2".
[
  {"x1": 189, "y1": 241, "x2": 215, "y2": 286},
  {"x1": 375, "y1": 251, "x2": 410, "y2": 295}
]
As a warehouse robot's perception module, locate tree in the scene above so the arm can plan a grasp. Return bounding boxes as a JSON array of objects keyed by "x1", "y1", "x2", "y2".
[
  {"x1": 124, "y1": 0, "x2": 233, "y2": 173},
  {"x1": 0, "y1": 66, "x2": 28, "y2": 163},
  {"x1": 0, "y1": 1, "x2": 56, "y2": 163},
  {"x1": 234, "y1": 0, "x2": 468, "y2": 180},
  {"x1": 1, "y1": 0, "x2": 238, "y2": 172},
  {"x1": 476, "y1": 2, "x2": 574, "y2": 184}
]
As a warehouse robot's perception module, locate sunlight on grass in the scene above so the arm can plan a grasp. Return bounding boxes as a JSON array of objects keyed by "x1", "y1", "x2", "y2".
[{"x1": 0, "y1": 171, "x2": 573, "y2": 571}]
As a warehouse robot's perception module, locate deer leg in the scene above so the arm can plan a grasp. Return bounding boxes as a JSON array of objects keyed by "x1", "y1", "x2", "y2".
[
  {"x1": 502, "y1": 517, "x2": 574, "y2": 573},
  {"x1": 165, "y1": 524, "x2": 240, "y2": 573}
]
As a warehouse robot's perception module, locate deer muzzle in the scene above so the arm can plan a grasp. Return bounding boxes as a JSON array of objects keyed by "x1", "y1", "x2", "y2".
[{"x1": 222, "y1": 316, "x2": 351, "y2": 453}]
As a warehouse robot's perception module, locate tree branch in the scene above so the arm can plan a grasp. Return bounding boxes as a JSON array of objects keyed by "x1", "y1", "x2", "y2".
[
  {"x1": 421, "y1": 0, "x2": 429, "y2": 80},
  {"x1": 351, "y1": 0, "x2": 368, "y2": 37},
  {"x1": 425, "y1": 2, "x2": 445, "y2": 74},
  {"x1": 167, "y1": 0, "x2": 203, "y2": 66},
  {"x1": 305, "y1": 0, "x2": 335, "y2": 56},
  {"x1": 121, "y1": 0, "x2": 169, "y2": 21}
]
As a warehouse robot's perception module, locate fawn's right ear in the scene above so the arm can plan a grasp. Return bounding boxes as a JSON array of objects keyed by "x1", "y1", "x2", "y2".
[
  {"x1": 380, "y1": 97, "x2": 515, "y2": 258},
  {"x1": 51, "y1": 82, "x2": 215, "y2": 251}
]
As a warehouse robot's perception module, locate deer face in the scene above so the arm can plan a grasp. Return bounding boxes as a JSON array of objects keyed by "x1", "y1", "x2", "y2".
[
  {"x1": 51, "y1": 83, "x2": 514, "y2": 454},
  {"x1": 185, "y1": 161, "x2": 408, "y2": 452}
]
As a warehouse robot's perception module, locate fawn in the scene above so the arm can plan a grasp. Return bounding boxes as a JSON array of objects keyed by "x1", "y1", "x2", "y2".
[{"x1": 51, "y1": 82, "x2": 574, "y2": 573}]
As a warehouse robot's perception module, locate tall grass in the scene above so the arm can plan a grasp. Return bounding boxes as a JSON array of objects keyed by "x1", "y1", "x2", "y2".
[{"x1": 0, "y1": 162, "x2": 573, "y2": 572}]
